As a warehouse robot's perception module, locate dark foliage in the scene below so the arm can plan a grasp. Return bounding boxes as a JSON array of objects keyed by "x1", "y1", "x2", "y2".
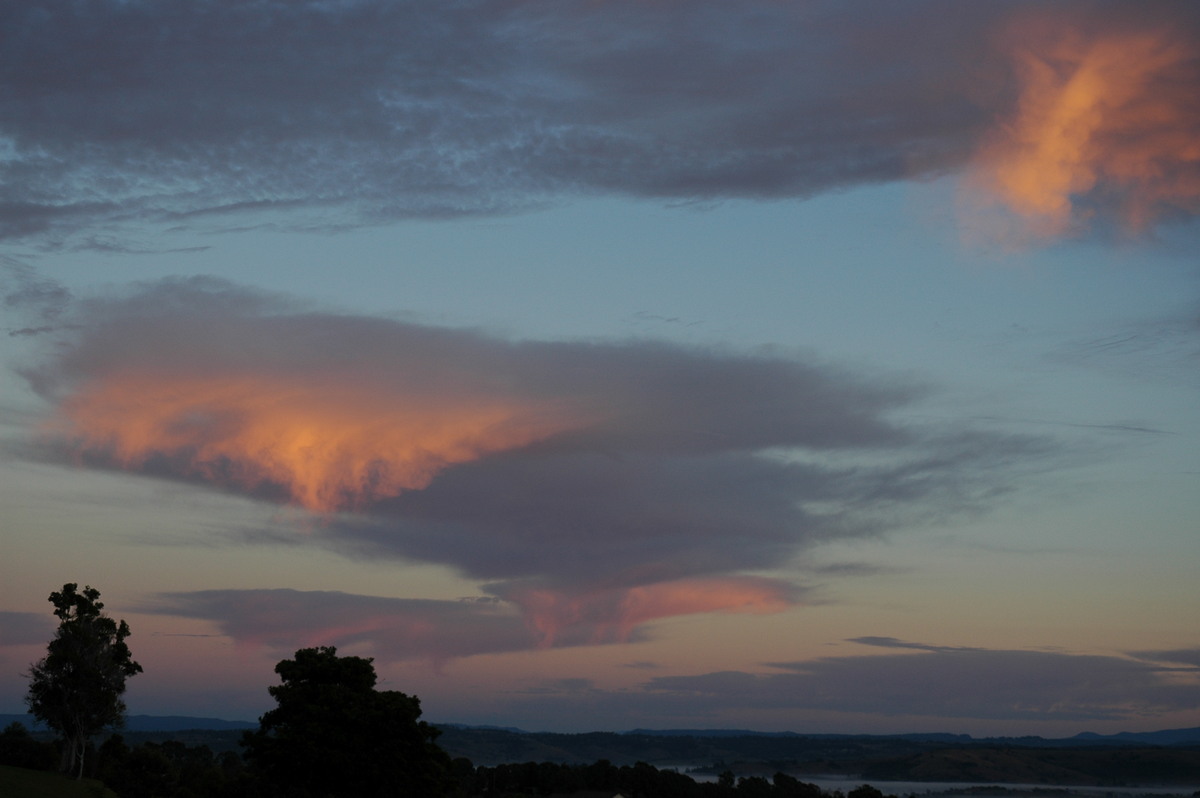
[
  {"x1": 96, "y1": 734, "x2": 250, "y2": 798},
  {"x1": 25, "y1": 583, "x2": 143, "y2": 779},
  {"x1": 241, "y1": 646, "x2": 452, "y2": 798},
  {"x1": 464, "y1": 759, "x2": 833, "y2": 797},
  {"x1": 0, "y1": 722, "x2": 57, "y2": 771}
]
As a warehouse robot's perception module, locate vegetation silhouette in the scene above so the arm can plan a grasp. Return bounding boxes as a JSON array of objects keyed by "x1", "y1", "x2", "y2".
[
  {"x1": 25, "y1": 583, "x2": 142, "y2": 779},
  {"x1": 241, "y1": 646, "x2": 452, "y2": 798},
  {"x1": 8, "y1": 592, "x2": 1200, "y2": 797}
]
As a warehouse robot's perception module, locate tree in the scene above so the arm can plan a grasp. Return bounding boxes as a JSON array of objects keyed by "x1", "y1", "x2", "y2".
[
  {"x1": 241, "y1": 646, "x2": 451, "y2": 798},
  {"x1": 25, "y1": 582, "x2": 143, "y2": 779},
  {"x1": 0, "y1": 721, "x2": 57, "y2": 771}
]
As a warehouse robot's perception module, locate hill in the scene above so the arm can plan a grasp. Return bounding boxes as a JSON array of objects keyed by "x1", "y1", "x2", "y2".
[
  {"x1": 433, "y1": 728, "x2": 1200, "y2": 785},
  {"x1": 6, "y1": 714, "x2": 1200, "y2": 786},
  {"x1": 862, "y1": 747, "x2": 1200, "y2": 786},
  {"x1": 0, "y1": 713, "x2": 256, "y2": 733}
]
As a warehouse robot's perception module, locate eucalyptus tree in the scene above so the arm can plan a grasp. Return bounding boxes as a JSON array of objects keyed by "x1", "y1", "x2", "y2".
[{"x1": 26, "y1": 583, "x2": 143, "y2": 779}]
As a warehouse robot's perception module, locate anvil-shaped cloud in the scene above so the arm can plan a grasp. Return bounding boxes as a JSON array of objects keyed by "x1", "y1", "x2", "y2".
[{"x1": 20, "y1": 278, "x2": 1053, "y2": 652}]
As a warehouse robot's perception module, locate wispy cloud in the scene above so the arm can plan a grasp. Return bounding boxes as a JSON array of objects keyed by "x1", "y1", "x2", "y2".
[
  {"x1": 844, "y1": 636, "x2": 985, "y2": 653},
  {"x1": 1, "y1": 258, "x2": 72, "y2": 336},
  {"x1": 1130, "y1": 648, "x2": 1200, "y2": 669}
]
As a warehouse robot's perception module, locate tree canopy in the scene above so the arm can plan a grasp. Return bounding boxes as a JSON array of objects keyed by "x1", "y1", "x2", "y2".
[
  {"x1": 25, "y1": 582, "x2": 143, "y2": 779},
  {"x1": 241, "y1": 646, "x2": 451, "y2": 798}
]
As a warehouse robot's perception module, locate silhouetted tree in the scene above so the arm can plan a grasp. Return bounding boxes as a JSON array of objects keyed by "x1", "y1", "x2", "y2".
[
  {"x1": 241, "y1": 646, "x2": 451, "y2": 798},
  {"x1": 772, "y1": 772, "x2": 823, "y2": 798},
  {"x1": 732, "y1": 775, "x2": 771, "y2": 798},
  {"x1": 25, "y1": 582, "x2": 143, "y2": 779},
  {"x1": 848, "y1": 785, "x2": 886, "y2": 798},
  {"x1": 0, "y1": 721, "x2": 57, "y2": 771}
]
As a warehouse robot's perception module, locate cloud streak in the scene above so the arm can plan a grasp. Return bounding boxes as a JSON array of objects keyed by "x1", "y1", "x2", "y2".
[
  {"x1": 18, "y1": 277, "x2": 1056, "y2": 650},
  {"x1": 144, "y1": 589, "x2": 535, "y2": 666},
  {"x1": 641, "y1": 644, "x2": 1200, "y2": 722}
]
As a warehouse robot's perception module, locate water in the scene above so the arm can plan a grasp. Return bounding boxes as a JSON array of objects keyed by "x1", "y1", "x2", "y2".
[
  {"x1": 685, "y1": 773, "x2": 1200, "y2": 796},
  {"x1": 801, "y1": 776, "x2": 1200, "y2": 796}
]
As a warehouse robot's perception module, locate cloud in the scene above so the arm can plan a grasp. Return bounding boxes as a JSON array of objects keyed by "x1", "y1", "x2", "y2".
[
  {"x1": 1, "y1": 258, "x2": 72, "y2": 336},
  {"x1": 143, "y1": 589, "x2": 537, "y2": 665},
  {"x1": 963, "y1": 6, "x2": 1200, "y2": 240},
  {"x1": 491, "y1": 576, "x2": 802, "y2": 647},
  {"x1": 640, "y1": 645, "x2": 1200, "y2": 722},
  {"x1": 1130, "y1": 648, "x2": 1200, "y2": 669},
  {"x1": 844, "y1": 636, "x2": 985, "y2": 653},
  {"x1": 19, "y1": 278, "x2": 1057, "y2": 649},
  {"x1": 0, "y1": 0, "x2": 983, "y2": 243},
  {"x1": 1047, "y1": 310, "x2": 1200, "y2": 390},
  {"x1": 809, "y1": 562, "x2": 904, "y2": 578},
  {"x1": 142, "y1": 582, "x2": 803, "y2": 664},
  {"x1": 7, "y1": 1, "x2": 1194, "y2": 247}
]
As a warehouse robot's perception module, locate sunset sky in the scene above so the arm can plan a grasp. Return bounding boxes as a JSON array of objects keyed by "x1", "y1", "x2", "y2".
[{"x1": 1, "y1": 0, "x2": 1198, "y2": 737}]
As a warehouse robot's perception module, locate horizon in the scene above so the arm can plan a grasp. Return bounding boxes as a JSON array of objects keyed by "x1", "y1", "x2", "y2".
[
  {"x1": 4, "y1": 710, "x2": 1199, "y2": 743},
  {"x1": 2, "y1": 0, "x2": 1198, "y2": 739}
]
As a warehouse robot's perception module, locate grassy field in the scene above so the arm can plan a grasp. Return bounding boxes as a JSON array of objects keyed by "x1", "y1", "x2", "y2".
[{"x1": 0, "y1": 764, "x2": 119, "y2": 798}]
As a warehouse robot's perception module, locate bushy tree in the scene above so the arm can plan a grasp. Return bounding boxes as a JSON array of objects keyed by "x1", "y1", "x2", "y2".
[
  {"x1": 0, "y1": 721, "x2": 57, "y2": 771},
  {"x1": 25, "y1": 582, "x2": 143, "y2": 779},
  {"x1": 242, "y1": 646, "x2": 451, "y2": 798}
]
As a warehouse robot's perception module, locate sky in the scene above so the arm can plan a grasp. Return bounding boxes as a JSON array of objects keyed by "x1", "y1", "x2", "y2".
[{"x1": 1, "y1": 0, "x2": 1198, "y2": 738}]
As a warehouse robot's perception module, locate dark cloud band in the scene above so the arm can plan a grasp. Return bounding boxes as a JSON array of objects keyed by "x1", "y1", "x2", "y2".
[{"x1": 11, "y1": 1, "x2": 1196, "y2": 248}]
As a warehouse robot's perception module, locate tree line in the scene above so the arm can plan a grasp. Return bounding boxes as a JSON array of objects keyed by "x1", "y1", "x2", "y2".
[{"x1": 8, "y1": 583, "x2": 903, "y2": 798}]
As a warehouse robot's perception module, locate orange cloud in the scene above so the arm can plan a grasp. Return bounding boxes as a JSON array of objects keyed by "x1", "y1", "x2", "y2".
[
  {"x1": 47, "y1": 370, "x2": 584, "y2": 512},
  {"x1": 507, "y1": 576, "x2": 798, "y2": 647},
  {"x1": 967, "y1": 17, "x2": 1200, "y2": 239}
]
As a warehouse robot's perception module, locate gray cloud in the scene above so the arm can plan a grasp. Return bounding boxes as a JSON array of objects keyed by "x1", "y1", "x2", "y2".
[
  {"x1": 809, "y1": 562, "x2": 905, "y2": 578},
  {"x1": 639, "y1": 647, "x2": 1200, "y2": 722},
  {"x1": 1130, "y1": 648, "x2": 1200, "y2": 669},
  {"x1": 1, "y1": 258, "x2": 72, "y2": 336},
  {"x1": 144, "y1": 589, "x2": 538, "y2": 665},
  {"x1": 21, "y1": 278, "x2": 1059, "y2": 644},
  {"x1": 843, "y1": 636, "x2": 985, "y2": 653},
  {"x1": 7, "y1": 1, "x2": 1193, "y2": 247}
]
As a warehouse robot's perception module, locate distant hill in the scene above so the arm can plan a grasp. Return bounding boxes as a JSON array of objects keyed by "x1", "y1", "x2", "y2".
[
  {"x1": 4, "y1": 713, "x2": 1200, "y2": 785},
  {"x1": 5, "y1": 713, "x2": 1199, "y2": 747},
  {"x1": 620, "y1": 727, "x2": 1200, "y2": 747},
  {"x1": 0, "y1": 714, "x2": 256, "y2": 733},
  {"x1": 6, "y1": 712, "x2": 1198, "y2": 747},
  {"x1": 1070, "y1": 727, "x2": 1200, "y2": 746},
  {"x1": 122, "y1": 715, "x2": 257, "y2": 732},
  {"x1": 626, "y1": 728, "x2": 974, "y2": 743},
  {"x1": 433, "y1": 728, "x2": 1200, "y2": 784}
]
